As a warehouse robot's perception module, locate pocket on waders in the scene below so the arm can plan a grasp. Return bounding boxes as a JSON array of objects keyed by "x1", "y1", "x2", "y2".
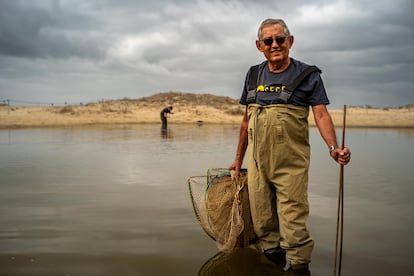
[{"x1": 274, "y1": 113, "x2": 286, "y2": 144}]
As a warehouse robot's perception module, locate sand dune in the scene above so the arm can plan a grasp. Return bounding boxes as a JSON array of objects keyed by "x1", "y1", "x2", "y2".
[{"x1": 1, "y1": 92, "x2": 413, "y2": 128}]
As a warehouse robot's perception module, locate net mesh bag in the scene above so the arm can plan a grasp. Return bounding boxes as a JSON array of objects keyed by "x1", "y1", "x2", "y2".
[{"x1": 188, "y1": 168, "x2": 256, "y2": 252}]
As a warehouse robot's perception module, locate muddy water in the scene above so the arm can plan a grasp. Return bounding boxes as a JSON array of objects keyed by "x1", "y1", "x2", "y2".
[{"x1": 0, "y1": 125, "x2": 413, "y2": 275}]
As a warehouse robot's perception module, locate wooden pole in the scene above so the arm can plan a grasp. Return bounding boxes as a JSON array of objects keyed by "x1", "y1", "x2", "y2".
[{"x1": 334, "y1": 105, "x2": 346, "y2": 276}]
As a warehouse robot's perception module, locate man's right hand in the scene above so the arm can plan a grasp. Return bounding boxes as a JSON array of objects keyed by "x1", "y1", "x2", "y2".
[{"x1": 229, "y1": 160, "x2": 242, "y2": 176}]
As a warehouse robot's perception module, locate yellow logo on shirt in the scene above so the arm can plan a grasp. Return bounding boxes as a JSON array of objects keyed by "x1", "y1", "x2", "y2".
[
  {"x1": 257, "y1": 85, "x2": 265, "y2": 92},
  {"x1": 256, "y1": 85, "x2": 286, "y2": 93}
]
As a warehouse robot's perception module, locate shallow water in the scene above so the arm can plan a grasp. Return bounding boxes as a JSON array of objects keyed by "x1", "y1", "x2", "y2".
[{"x1": 0, "y1": 125, "x2": 413, "y2": 275}]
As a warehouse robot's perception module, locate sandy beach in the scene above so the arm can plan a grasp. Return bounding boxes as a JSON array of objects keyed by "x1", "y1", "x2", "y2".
[{"x1": 1, "y1": 92, "x2": 413, "y2": 128}]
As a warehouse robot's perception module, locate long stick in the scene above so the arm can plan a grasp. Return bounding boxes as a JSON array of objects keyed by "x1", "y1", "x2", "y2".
[{"x1": 334, "y1": 105, "x2": 346, "y2": 276}]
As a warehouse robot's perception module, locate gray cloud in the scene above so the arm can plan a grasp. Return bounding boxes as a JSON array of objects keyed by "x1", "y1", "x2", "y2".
[
  {"x1": 0, "y1": 0, "x2": 108, "y2": 59},
  {"x1": 0, "y1": 0, "x2": 413, "y2": 108}
]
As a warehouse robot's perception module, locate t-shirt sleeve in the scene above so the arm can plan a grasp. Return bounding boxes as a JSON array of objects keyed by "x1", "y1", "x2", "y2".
[{"x1": 307, "y1": 72, "x2": 330, "y2": 106}]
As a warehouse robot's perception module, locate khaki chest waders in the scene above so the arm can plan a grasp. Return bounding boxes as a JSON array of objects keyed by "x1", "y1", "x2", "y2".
[{"x1": 247, "y1": 104, "x2": 314, "y2": 266}]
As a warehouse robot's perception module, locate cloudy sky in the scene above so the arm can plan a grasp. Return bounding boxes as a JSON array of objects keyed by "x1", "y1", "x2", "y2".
[{"x1": 0, "y1": 0, "x2": 413, "y2": 108}]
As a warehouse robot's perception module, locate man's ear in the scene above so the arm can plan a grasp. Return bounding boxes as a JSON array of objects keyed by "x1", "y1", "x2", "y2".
[
  {"x1": 256, "y1": 40, "x2": 263, "y2": 52},
  {"x1": 289, "y1": 36, "x2": 294, "y2": 48}
]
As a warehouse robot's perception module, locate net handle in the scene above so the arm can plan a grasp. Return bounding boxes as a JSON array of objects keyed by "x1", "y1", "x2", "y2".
[{"x1": 231, "y1": 170, "x2": 245, "y2": 205}]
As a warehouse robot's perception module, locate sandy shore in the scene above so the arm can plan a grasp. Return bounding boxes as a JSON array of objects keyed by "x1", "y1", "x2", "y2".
[{"x1": 1, "y1": 92, "x2": 413, "y2": 129}]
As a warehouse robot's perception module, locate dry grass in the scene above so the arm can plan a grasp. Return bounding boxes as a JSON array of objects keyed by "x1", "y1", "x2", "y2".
[{"x1": 1, "y1": 92, "x2": 413, "y2": 128}]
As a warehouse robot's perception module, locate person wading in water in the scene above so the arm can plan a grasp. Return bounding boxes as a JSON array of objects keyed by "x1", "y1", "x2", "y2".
[
  {"x1": 160, "y1": 106, "x2": 173, "y2": 129},
  {"x1": 229, "y1": 18, "x2": 351, "y2": 276}
]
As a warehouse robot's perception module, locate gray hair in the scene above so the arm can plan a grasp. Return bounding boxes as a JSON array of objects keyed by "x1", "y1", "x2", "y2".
[{"x1": 257, "y1": 18, "x2": 291, "y2": 39}]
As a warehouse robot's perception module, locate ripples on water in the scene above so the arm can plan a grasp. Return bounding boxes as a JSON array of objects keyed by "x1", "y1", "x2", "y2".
[{"x1": 0, "y1": 125, "x2": 413, "y2": 275}]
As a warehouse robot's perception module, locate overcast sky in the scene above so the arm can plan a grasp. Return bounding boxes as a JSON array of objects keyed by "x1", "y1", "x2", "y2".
[{"x1": 0, "y1": 0, "x2": 413, "y2": 108}]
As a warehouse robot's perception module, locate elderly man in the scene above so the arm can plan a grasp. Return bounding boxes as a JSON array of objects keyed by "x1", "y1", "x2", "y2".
[{"x1": 230, "y1": 18, "x2": 351, "y2": 276}]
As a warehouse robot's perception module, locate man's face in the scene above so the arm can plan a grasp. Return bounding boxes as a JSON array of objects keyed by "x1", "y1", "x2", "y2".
[{"x1": 256, "y1": 24, "x2": 294, "y2": 65}]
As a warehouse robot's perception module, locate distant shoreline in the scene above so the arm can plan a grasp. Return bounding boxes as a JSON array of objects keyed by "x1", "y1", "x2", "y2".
[{"x1": 1, "y1": 93, "x2": 413, "y2": 129}]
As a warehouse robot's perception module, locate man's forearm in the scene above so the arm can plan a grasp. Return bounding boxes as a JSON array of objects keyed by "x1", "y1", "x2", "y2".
[
  {"x1": 235, "y1": 122, "x2": 248, "y2": 162},
  {"x1": 235, "y1": 107, "x2": 249, "y2": 162},
  {"x1": 313, "y1": 105, "x2": 338, "y2": 148}
]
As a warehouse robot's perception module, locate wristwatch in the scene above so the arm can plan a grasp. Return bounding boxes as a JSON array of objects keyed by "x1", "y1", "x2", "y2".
[{"x1": 329, "y1": 145, "x2": 338, "y2": 154}]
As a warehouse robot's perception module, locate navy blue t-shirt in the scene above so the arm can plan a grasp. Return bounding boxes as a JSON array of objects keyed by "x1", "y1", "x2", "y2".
[{"x1": 240, "y1": 58, "x2": 329, "y2": 107}]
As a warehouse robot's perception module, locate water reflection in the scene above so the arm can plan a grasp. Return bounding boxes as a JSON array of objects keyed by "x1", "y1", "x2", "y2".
[
  {"x1": 160, "y1": 127, "x2": 174, "y2": 139},
  {"x1": 199, "y1": 248, "x2": 285, "y2": 276}
]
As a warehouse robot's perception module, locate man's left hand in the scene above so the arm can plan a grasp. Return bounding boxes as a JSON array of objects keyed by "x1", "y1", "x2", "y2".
[{"x1": 331, "y1": 147, "x2": 351, "y2": 165}]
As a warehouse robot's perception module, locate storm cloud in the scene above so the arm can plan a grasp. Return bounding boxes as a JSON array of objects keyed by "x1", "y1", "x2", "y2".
[{"x1": 0, "y1": 0, "x2": 413, "y2": 107}]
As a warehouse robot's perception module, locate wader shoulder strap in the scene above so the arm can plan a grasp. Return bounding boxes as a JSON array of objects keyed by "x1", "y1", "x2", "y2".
[
  {"x1": 246, "y1": 65, "x2": 260, "y2": 104},
  {"x1": 286, "y1": 65, "x2": 321, "y2": 92},
  {"x1": 248, "y1": 65, "x2": 260, "y2": 91},
  {"x1": 279, "y1": 65, "x2": 322, "y2": 103}
]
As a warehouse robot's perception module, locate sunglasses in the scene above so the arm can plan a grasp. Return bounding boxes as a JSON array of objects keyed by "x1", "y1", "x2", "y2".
[{"x1": 260, "y1": 36, "x2": 289, "y2": 46}]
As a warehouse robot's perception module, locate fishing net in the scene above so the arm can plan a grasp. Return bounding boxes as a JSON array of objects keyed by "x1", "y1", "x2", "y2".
[{"x1": 188, "y1": 168, "x2": 257, "y2": 252}]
